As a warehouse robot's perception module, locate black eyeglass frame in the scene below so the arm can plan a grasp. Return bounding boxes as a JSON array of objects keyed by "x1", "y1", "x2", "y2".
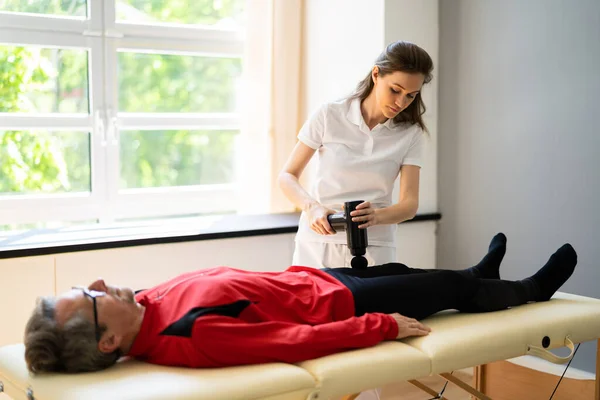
[{"x1": 72, "y1": 286, "x2": 106, "y2": 342}]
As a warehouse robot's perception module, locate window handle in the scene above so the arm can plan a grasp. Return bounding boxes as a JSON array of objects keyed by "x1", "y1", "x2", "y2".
[
  {"x1": 106, "y1": 108, "x2": 120, "y2": 146},
  {"x1": 94, "y1": 109, "x2": 107, "y2": 147}
]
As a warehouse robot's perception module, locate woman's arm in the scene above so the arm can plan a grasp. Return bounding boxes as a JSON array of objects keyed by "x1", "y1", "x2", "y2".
[
  {"x1": 351, "y1": 165, "x2": 421, "y2": 228},
  {"x1": 278, "y1": 141, "x2": 318, "y2": 211},
  {"x1": 278, "y1": 142, "x2": 336, "y2": 235},
  {"x1": 377, "y1": 164, "x2": 421, "y2": 224}
]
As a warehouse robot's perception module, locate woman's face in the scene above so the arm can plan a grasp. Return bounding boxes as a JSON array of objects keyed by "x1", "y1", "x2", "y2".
[{"x1": 373, "y1": 68, "x2": 425, "y2": 119}]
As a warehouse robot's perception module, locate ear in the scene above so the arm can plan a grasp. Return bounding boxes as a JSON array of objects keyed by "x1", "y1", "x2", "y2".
[
  {"x1": 98, "y1": 332, "x2": 123, "y2": 354},
  {"x1": 371, "y1": 66, "x2": 379, "y2": 83}
]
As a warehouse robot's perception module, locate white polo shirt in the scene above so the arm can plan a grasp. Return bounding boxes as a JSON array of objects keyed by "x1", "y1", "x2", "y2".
[{"x1": 296, "y1": 97, "x2": 425, "y2": 247}]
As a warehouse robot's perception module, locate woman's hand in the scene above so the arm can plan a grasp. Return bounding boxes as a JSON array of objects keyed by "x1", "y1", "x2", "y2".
[
  {"x1": 306, "y1": 204, "x2": 337, "y2": 235},
  {"x1": 389, "y1": 313, "x2": 431, "y2": 339},
  {"x1": 350, "y1": 201, "x2": 380, "y2": 229}
]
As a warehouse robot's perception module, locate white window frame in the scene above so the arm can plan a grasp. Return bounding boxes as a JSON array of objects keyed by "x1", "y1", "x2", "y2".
[{"x1": 0, "y1": 0, "x2": 253, "y2": 226}]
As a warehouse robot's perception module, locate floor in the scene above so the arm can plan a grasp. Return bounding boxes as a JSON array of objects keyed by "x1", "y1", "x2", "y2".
[{"x1": 381, "y1": 368, "x2": 474, "y2": 400}]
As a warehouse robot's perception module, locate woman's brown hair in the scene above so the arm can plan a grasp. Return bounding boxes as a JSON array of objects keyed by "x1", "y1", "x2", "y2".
[{"x1": 350, "y1": 41, "x2": 434, "y2": 131}]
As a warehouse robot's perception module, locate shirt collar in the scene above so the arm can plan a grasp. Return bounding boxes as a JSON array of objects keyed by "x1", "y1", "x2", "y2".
[
  {"x1": 126, "y1": 295, "x2": 152, "y2": 358},
  {"x1": 382, "y1": 115, "x2": 397, "y2": 129},
  {"x1": 346, "y1": 97, "x2": 397, "y2": 132},
  {"x1": 346, "y1": 97, "x2": 363, "y2": 127}
]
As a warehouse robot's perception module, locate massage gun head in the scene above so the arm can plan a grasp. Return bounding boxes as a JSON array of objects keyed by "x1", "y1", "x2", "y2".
[
  {"x1": 327, "y1": 200, "x2": 369, "y2": 269},
  {"x1": 351, "y1": 255, "x2": 368, "y2": 269}
]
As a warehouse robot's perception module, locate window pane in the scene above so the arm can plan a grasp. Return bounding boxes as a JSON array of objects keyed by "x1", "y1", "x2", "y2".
[
  {"x1": 0, "y1": 0, "x2": 87, "y2": 18},
  {"x1": 0, "y1": 131, "x2": 91, "y2": 195},
  {"x1": 118, "y1": 52, "x2": 241, "y2": 113},
  {"x1": 0, "y1": 46, "x2": 89, "y2": 113},
  {"x1": 120, "y1": 130, "x2": 238, "y2": 189},
  {"x1": 116, "y1": 0, "x2": 244, "y2": 28}
]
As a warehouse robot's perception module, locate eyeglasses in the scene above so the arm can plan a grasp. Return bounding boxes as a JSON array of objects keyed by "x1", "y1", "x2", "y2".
[{"x1": 72, "y1": 286, "x2": 106, "y2": 342}]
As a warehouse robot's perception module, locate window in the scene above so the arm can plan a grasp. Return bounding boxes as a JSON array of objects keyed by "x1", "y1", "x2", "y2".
[{"x1": 0, "y1": 0, "x2": 258, "y2": 230}]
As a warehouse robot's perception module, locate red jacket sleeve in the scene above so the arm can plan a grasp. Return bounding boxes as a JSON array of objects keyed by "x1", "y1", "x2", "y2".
[{"x1": 193, "y1": 313, "x2": 399, "y2": 366}]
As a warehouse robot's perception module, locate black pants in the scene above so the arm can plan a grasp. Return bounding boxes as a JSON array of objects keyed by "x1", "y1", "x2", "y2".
[{"x1": 322, "y1": 263, "x2": 531, "y2": 320}]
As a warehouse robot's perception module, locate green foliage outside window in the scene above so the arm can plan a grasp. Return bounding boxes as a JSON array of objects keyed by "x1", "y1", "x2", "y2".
[
  {"x1": 120, "y1": 130, "x2": 237, "y2": 189},
  {"x1": 0, "y1": 46, "x2": 90, "y2": 194},
  {"x1": 0, "y1": 0, "x2": 87, "y2": 17},
  {"x1": 0, "y1": 0, "x2": 245, "y2": 198},
  {"x1": 117, "y1": 0, "x2": 244, "y2": 27}
]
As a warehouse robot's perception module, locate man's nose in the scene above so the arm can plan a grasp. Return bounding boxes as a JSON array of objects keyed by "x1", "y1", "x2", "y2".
[{"x1": 88, "y1": 278, "x2": 107, "y2": 292}]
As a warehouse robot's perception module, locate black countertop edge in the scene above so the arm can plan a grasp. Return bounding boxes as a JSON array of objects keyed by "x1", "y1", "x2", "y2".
[{"x1": 0, "y1": 212, "x2": 441, "y2": 259}]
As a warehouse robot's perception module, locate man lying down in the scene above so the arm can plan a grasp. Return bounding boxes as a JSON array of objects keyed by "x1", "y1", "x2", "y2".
[{"x1": 24, "y1": 233, "x2": 577, "y2": 373}]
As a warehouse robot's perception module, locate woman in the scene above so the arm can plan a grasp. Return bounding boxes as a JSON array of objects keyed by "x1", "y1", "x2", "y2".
[
  {"x1": 279, "y1": 41, "x2": 434, "y2": 269},
  {"x1": 280, "y1": 42, "x2": 433, "y2": 399}
]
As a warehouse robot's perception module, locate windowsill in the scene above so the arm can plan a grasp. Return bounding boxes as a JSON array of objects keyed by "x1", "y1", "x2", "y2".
[{"x1": 0, "y1": 212, "x2": 441, "y2": 259}]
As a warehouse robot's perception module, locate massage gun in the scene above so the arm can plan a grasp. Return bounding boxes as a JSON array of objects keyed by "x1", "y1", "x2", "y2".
[{"x1": 327, "y1": 200, "x2": 369, "y2": 269}]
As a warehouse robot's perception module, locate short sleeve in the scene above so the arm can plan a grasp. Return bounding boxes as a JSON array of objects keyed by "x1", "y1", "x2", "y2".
[
  {"x1": 402, "y1": 130, "x2": 426, "y2": 167},
  {"x1": 297, "y1": 103, "x2": 328, "y2": 150}
]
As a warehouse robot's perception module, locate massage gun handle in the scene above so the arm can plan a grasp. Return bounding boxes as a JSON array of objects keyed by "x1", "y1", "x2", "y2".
[
  {"x1": 327, "y1": 212, "x2": 347, "y2": 232},
  {"x1": 346, "y1": 200, "x2": 368, "y2": 256},
  {"x1": 326, "y1": 200, "x2": 364, "y2": 231},
  {"x1": 325, "y1": 201, "x2": 368, "y2": 256}
]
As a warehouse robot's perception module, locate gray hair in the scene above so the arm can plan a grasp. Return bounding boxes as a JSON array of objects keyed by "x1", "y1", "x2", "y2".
[{"x1": 24, "y1": 297, "x2": 121, "y2": 373}]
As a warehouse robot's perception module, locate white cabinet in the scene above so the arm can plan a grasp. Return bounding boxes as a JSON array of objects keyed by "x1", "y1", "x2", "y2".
[
  {"x1": 54, "y1": 234, "x2": 297, "y2": 293},
  {"x1": 397, "y1": 221, "x2": 437, "y2": 269},
  {"x1": 0, "y1": 256, "x2": 55, "y2": 346}
]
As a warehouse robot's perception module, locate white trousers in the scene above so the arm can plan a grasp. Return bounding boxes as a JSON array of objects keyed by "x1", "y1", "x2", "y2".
[
  {"x1": 292, "y1": 241, "x2": 393, "y2": 400},
  {"x1": 292, "y1": 241, "x2": 396, "y2": 268}
]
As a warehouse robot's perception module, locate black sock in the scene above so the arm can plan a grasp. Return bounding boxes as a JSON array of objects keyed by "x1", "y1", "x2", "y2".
[
  {"x1": 459, "y1": 243, "x2": 577, "y2": 313},
  {"x1": 526, "y1": 244, "x2": 577, "y2": 302},
  {"x1": 460, "y1": 278, "x2": 532, "y2": 313},
  {"x1": 459, "y1": 233, "x2": 506, "y2": 280}
]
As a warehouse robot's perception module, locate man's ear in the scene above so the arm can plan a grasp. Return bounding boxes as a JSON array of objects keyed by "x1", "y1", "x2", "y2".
[{"x1": 98, "y1": 332, "x2": 122, "y2": 354}]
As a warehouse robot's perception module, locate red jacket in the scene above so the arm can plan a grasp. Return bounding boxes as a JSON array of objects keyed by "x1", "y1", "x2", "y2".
[{"x1": 127, "y1": 266, "x2": 399, "y2": 367}]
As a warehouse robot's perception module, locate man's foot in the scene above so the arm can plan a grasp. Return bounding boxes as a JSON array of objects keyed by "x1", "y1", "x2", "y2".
[
  {"x1": 463, "y1": 233, "x2": 507, "y2": 279},
  {"x1": 525, "y1": 244, "x2": 577, "y2": 301}
]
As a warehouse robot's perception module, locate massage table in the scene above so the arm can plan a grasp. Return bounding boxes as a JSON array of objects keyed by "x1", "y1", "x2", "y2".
[{"x1": 1, "y1": 292, "x2": 599, "y2": 400}]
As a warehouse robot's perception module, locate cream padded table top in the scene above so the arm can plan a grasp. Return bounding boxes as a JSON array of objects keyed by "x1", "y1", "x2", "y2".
[
  {"x1": 298, "y1": 341, "x2": 431, "y2": 399},
  {"x1": 403, "y1": 292, "x2": 600, "y2": 374},
  {"x1": 0, "y1": 346, "x2": 317, "y2": 400},
  {"x1": 0, "y1": 342, "x2": 432, "y2": 400}
]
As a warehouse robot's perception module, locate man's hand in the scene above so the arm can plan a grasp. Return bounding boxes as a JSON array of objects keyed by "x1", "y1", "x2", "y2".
[{"x1": 389, "y1": 313, "x2": 431, "y2": 339}]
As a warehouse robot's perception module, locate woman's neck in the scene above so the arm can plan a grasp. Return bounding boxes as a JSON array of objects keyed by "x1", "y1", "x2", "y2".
[{"x1": 361, "y1": 92, "x2": 387, "y2": 130}]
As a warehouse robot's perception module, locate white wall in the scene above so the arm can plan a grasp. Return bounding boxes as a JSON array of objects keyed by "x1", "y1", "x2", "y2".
[
  {"x1": 438, "y1": 0, "x2": 600, "y2": 373},
  {"x1": 384, "y1": 0, "x2": 439, "y2": 215},
  {"x1": 302, "y1": 0, "x2": 385, "y2": 113}
]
